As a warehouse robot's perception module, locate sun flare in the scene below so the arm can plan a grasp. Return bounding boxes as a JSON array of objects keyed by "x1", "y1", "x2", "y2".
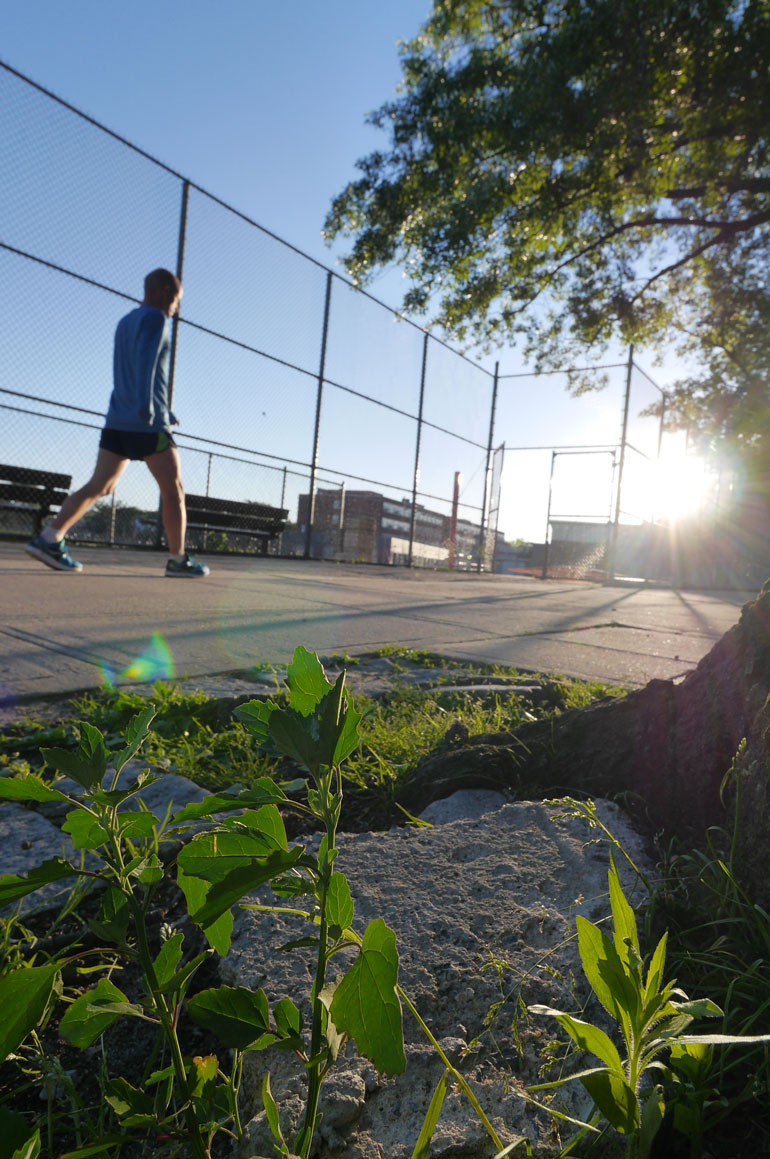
[{"x1": 650, "y1": 452, "x2": 710, "y2": 522}]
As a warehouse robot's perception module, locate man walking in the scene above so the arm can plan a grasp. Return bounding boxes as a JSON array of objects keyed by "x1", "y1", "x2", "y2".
[{"x1": 26, "y1": 268, "x2": 208, "y2": 576}]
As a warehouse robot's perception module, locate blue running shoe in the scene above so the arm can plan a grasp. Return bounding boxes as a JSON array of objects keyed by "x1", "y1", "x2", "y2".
[
  {"x1": 25, "y1": 534, "x2": 83, "y2": 572},
  {"x1": 165, "y1": 552, "x2": 210, "y2": 577}
]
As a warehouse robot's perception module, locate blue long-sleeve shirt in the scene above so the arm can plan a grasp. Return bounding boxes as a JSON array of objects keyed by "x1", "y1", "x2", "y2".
[{"x1": 105, "y1": 305, "x2": 178, "y2": 431}]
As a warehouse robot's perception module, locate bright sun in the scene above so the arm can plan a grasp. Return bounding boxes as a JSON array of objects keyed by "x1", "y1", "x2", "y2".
[{"x1": 650, "y1": 452, "x2": 710, "y2": 522}]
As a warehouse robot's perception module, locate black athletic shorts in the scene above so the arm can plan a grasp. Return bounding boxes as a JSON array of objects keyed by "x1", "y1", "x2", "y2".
[{"x1": 99, "y1": 428, "x2": 176, "y2": 461}]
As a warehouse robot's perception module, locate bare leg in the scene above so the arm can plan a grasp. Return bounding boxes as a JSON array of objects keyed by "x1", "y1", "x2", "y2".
[
  {"x1": 146, "y1": 445, "x2": 185, "y2": 555},
  {"x1": 51, "y1": 449, "x2": 129, "y2": 536}
]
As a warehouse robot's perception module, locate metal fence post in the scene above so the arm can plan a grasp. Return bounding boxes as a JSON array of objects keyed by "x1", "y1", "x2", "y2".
[
  {"x1": 408, "y1": 333, "x2": 429, "y2": 567},
  {"x1": 304, "y1": 270, "x2": 333, "y2": 559},
  {"x1": 156, "y1": 178, "x2": 190, "y2": 549},
  {"x1": 608, "y1": 345, "x2": 634, "y2": 581},
  {"x1": 478, "y1": 361, "x2": 499, "y2": 572},
  {"x1": 542, "y1": 450, "x2": 556, "y2": 579}
]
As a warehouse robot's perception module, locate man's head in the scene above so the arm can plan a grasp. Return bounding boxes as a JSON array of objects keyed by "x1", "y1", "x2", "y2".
[{"x1": 143, "y1": 268, "x2": 183, "y2": 317}]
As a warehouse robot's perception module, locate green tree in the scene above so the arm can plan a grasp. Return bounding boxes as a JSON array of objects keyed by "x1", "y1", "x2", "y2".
[{"x1": 326, "y1": 0, "x2": 770, "y2": 452}]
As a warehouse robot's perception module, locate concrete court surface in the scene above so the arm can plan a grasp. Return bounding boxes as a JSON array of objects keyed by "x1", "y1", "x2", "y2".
[{"x1": 0, "y1": 540, "x2": 754, "y2": 709}]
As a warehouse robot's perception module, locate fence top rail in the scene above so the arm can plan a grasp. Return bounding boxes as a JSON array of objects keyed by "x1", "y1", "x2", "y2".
[{"x1": 1, "y1": 57, "x2": 494, "y2": 380}]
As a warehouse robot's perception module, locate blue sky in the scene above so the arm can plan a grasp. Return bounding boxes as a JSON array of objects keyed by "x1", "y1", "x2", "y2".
[
  {"x1": 2, "y1": 2, "x2": 678, "y2": 542},
  {"x1": 2, "y1": 1, "x2": 431, "y2": 285}
]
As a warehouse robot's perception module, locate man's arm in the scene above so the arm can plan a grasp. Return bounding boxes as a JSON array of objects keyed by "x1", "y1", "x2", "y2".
[{"x1": 134, "y1": 311, "x2": 167, "y2": 425}]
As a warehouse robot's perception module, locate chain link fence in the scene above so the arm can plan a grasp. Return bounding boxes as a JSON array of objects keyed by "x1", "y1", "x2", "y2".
[{"x1": 3, "y1": 59, "x2": 740, "y2": 586}]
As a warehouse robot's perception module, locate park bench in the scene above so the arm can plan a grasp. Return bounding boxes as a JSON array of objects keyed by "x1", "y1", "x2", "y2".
[
  {"x1": 184, "y1": 493, "x2": 288, "y2": 555},
  {"x1": 0, "y1": 463, "x2": 72, "y2": 535}
]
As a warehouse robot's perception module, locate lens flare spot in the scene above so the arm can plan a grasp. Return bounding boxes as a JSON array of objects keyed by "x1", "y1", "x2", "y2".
[{"x1": 101, "y1": 632, "x2": 176, "y2": 686}]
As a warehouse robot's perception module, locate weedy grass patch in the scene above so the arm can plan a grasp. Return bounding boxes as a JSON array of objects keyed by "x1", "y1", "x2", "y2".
[{"x1": 0, "y1": 651, "x2": 768, "y2": 1157}]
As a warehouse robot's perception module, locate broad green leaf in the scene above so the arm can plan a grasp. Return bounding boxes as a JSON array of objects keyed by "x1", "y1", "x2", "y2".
[
  {"x1": 317, "y1": 980, "x2": 346, "y2": 1061},
  {"x1": 268, "y1": 707, "x2": 325, "y2": 773},
  {"x1": 177, "y1": 829, "x2": 291, "y2": 879},
  {"x1": 232, "y1": 698, "x2": 278, "y2": 741},
  {"x1": 668, "y1": 1041, "x2": 713, "y2": 1082},
  {"x1": 41, "y1": 722, "x2": 107, "y2": 790},
  {"x1": 187, "y1": 986, "x2": 270, "y2": 1049},
  {"x1": 189, "y1": 1054, "x2": 218, "y2": 1097},
  {"x1": 176, "y1": 868, "x2": 233, "y2": 955},
  {"x1": 326, "y1": 872, "x2": 354, "y2": 933},
  {"x1": 330, "y1": 918, "x2": 405, "y2": 1075},
  {"x1": 152, "y1": 932, "x2": 184, "y2": 989},
  {"x1": 118, "y1": 812, "x2": 157, "y2": 840},
  {"x1": 0, "y1": 1104, "x2": 41, "y2": 1156},
  {"x1": 11, "y1": 1130, "x2": 40, "y2": 1159},
  {"x1": 0, "y1": 775, "x2": 70, "y2": 804},
  {"x1": 154, "y1": 950, "x2": 212, "y2": 996},
  {"x1": 580, "y1": 1069, "x2": 639, "y2": 1133},
  {"x1": 639, "y1": 1087, "x2": 665, "y2": 1156},
  {"x1": 608, "y1": 855, "x2": 639, "y2": 965},
  {"x1": 671, "y1": 997, "x2": 723, "y2": 1019},
  {"x1": 576, "y1": 916, "x2": 638, "y2": 1022},
  {"x1": 0, "y1": 858, "x2": 77, "y2": 905},
  {"x1": 104, "y1": 1076, "x2": 154, "y2": 1118},
  {"x1": 183, "y1": 849, "x2": 304, "y2": 929},
  {"x1": 411, "y1": 1069, "x2": 449, "y2": 1159},
  {"x1": 110, "y1": 706, "x2": 156, "y2": 775},
  {"x1": 170, "y1": 778, "x2": 287, "y2": 824},
  {"x1": 88, "y1": 887, "x2": 130, "y2": 945},
  {"x1": 262, "y1": 1073, "x2": 285, "y2": 1147},
  {"x1": 333, "y1": 702, "x2": 361, "y2": 765},
  {"x1": 316, "y1": 674, "x2": 350, "y2": 764},
  {"x1": 59, "y1": 977, "x2": 132, "y2": 1049},
  {"x1": 643, "y1": 932, "x2": 668, "y2": 1004},
  {"x1": 62, "y1": 810, "x2": 109, "y2": 850},
  {"x1": 273, "y1": 998, "x2": 303, "y2": 1045},
  {"x1": 236, "y1": 804, "x2": 288, "y2": 851},
  {"x1": 552, "y1": 1012, "x2": 624, "y2": 1074},
  {"x1": 286, "y1": 645, "x2": 333, "y2": 714},
  {"x1": 0, "y1": 965, "x2": 58, "y2": 1059}
]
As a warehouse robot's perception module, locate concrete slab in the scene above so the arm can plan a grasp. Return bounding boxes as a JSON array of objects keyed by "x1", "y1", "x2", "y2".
[{"x1": 0, "y1": 542, "x2": 753, "y2": 714}]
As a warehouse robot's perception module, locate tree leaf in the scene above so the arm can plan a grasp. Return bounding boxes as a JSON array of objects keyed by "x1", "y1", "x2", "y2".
[
  {"x1": 330, "y1": 918, "x2": 405, "y2": 1075},
  {"x1": 187, "y1": 986, "x2": 271, "y2": 1049},
  {"x1": 580, "y1": 1068, "x2": 639, "y2": 1133},
  {"x1": 0, "y1": 965, "x2": 58, "y2": 1060},
  {"x1": 59, "y1": 977, "x2": 132, "y2": 1049}
]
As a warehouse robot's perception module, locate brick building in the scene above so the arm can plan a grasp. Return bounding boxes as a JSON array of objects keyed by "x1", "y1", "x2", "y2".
[{"x1": 285, "y1": 488, "x2": 481, "y2": 567}]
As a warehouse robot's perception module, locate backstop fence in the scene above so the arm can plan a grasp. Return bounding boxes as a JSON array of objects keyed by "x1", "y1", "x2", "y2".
[{"x1": 2, "y1": 59, "x2": 689, "y2": 581}]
